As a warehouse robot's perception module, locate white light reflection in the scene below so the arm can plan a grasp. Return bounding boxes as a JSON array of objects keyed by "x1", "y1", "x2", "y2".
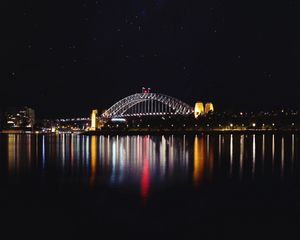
[
  {"x1": 239, "y1": 135, "x2": 244, "y2": 178},
  {"x1": 252, "y1": 135, "x2": 256, "y2": 178},
  {"x1": 110, "y1": 137, "x2": 117, "y2": 183},
  {"x1": 119, "y1": 136, "x2": 125, "y2": 182},
  {"x1": 126, "y1": 136, "x2": 130, "y2": 175},
  {"x1": 75, "y1": 135, "x2": 80, "y2": 170},
  {"x1": 262, "y1": 134, "x2": 265, "y2": 171},
  {"x1": 62, "y1": 134, "x2": 65, "y2": 168},
  {"x1": 218, "y1": 134, "x2": 221, "y2": 162},
  {"x1": 230, "y1": 134, "x2": 233, "y2": 176},
  {"x1": 272, "y1": 134, "x2": 275, "y2": 172},
  {"x1": 56, "y1": 134, "x2": 60, "y2": 162},
  {"x1": 291, "y1": 134, "x2": 295, "y2": 172},
  {"x1": 281, "y1": 137, "x2": 284, "y2": 178},
  {"x1": 169, "y1": 135, "x2": 174, "y2": 176},
  {"x1": 70, "y1": 134, "x2": 74, "y2": 169},
  {"x1": 106, "y1": 136, "x2": 110, "y2": 169},
  {"x1": 183, "y1": 135, "x2": 187, "y2": 169},
  {"x1": 160, "y1": 136, "x2": 166, "y2": 180},
  {"x1": 42, "y1": 135, "x2": 45, "y2": 169},
  {"x1": 85, "y1": 136, "x2": 90, "y2": 168}
]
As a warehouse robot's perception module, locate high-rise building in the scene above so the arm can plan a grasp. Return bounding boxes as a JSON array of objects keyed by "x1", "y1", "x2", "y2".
[
  {"x1": 194, "y1": 102, "x2": 204, "y2": 118},
  {"x1": 5, "y1": 107, "x2": 36, "y2": 129}
]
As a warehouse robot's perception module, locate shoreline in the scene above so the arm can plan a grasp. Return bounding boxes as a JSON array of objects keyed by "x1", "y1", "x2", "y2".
[
  {"x1": 82, "y1": 128, "x2": 300, "y2": 136},
  {"x1": 1, "y1": 128, "x2": 299, "y2": 135}
]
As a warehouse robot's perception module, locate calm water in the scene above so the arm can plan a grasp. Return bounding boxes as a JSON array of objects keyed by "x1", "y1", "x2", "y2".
[{"x1": 1, "y1": 133, "x2": 300, "y2": 238}]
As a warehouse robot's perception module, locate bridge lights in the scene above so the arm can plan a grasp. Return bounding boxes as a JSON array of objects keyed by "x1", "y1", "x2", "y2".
[{"x1": 142, "y1": 87, "x2": 151, "y2": 94}]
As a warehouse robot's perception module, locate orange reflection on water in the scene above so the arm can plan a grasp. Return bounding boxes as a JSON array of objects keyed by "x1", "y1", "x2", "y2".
[
  {"x1": 281, "y1": 137, "x2": 284, "y2": 178},
  {"x1": 230, "y1": 134, "x2": 233, "y2": 176},
  {"x1": 89, "y1": 136, "x2": 97, "y2": 187},
  {"x1": 8, "y1": 134, "x2": 16, "y2": 174},
  {"x1": 193, "y1": 135, "x2": 204, "y2": 186}
]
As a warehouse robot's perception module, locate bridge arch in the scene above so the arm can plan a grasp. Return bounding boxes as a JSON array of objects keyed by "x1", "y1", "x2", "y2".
[{"x1": 102, "y1": 93, "x2": 193, "y2": 118}]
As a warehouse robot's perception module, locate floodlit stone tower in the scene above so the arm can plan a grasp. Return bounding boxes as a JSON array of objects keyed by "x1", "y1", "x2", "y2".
[
  {"x1": 90, "y1": 109, "x2": 98, "y2": 131},
  {"x1": 194, "y1": 102, "x2": 204, "y2": 118},
  {"x1": 205, "y1": 102, "x2": 214, "y2": 113}
]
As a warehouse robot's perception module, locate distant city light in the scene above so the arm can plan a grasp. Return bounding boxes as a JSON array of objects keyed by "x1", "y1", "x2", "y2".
[{"x1": 111, "y1": 118, "x2": 126, "y2": 122}]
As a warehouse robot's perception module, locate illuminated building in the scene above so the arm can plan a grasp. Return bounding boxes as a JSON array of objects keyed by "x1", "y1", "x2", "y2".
[
  {"x1": 194, "y1": 102, "x2": 204, "y2": 118},
  {"x1": 90, "y1": 109, "x2": 98, "y2": 131},
  {"x1": 5, "y1": 107, "x2": 35, "y2": 129},
  {"x1": 205, "y1": 102, "x2": 214, "y2": 113}
]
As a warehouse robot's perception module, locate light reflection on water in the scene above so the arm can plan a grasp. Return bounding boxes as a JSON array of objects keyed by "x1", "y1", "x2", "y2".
[{"x1": 3, "y1": 133, "x2": 300, "y2": 199}]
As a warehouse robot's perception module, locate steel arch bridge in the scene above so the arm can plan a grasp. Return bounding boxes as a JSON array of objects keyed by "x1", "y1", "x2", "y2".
[{"x1": 102, "y1": 93, "x2": 193, "y2": 118}]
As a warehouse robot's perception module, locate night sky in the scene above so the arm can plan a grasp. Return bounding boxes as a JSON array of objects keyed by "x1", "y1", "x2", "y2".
[{"x1": 4, "y1": 0, "x2": 300, "y2": 118}]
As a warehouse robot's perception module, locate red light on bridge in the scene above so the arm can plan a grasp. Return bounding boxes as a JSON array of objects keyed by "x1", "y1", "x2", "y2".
[{"x1": 142, "y1": 87, "x2": 151, "y2": 94}]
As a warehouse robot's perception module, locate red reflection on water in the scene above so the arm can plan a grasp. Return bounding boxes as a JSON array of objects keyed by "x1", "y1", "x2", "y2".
[{"x1": 141, "y1": 136, "x2": 149, "y2": 200}]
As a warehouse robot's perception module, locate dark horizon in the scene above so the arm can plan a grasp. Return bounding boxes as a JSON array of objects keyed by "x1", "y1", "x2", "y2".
[{"x1": 4, "y1": 0, "x2": 300, "y2": 118}]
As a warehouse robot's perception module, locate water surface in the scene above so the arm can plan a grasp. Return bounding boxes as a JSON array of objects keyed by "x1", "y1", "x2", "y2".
[{"x1": 0, "y1": 133, "x2": 299, "y2": 238}]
